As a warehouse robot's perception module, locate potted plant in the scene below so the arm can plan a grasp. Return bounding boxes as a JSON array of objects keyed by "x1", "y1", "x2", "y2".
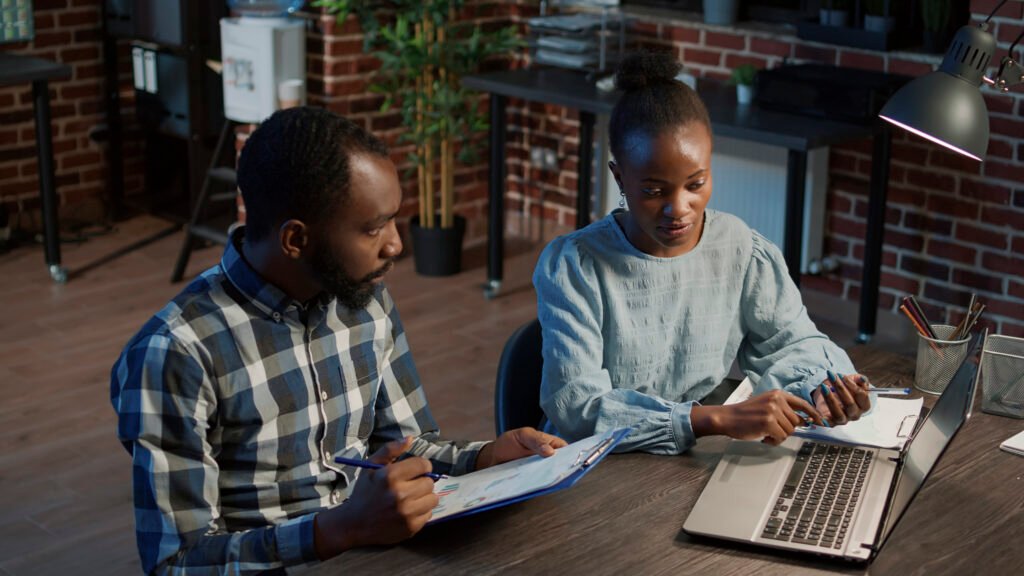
[
  {"x1": 819, "y1": 0, "x2": 848, "y2": 27},
  {"x1": 702, "y1": 0, "x2": 740, "y2": 26},
  {"x1": 315, "y1": 0, "x2": 521, "y2": 276},
  {"x1": 729, "y1": 63, "x2": 758, "y2": 105},
  {"x1": 864, "y1": 0, "x2": 895, "y2": 33}
]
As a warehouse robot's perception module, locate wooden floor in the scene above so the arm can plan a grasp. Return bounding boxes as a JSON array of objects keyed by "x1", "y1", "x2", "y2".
[{"x1": 0, "y1": 215, "x2": 903, "y2": 575}]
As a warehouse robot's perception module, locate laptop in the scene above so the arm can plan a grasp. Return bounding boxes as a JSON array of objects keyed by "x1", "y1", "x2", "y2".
[{"x1": 683, "y1": 332, "x2": 985, "y2": 562}]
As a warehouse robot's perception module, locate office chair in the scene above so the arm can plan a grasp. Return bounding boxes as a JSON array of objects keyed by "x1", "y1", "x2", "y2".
[{"x1": 494, "y1": 318, "x2": 545, "y2": 436}]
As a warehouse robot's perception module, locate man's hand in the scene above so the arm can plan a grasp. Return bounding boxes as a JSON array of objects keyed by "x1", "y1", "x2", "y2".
[
  {"x1": 812, "y1": 372, "x2": 872, "y2": 426},
  {"x1": 692, "y1": 390, "x2": 824, "y2": 446},
  {"x1": 474, "y1": 427, "x2": 568, "y2": 470},
  {"x1": 313, "y1": 437, "x2": 438, "y2": 560}
]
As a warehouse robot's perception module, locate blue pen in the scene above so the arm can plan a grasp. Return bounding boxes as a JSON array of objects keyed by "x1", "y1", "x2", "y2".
[
  {"x1": 816, "y1": 382, "x2": 832, "y2": 427},
  {"x1": 869, "y1": 386, "x2": 912, "y2": 396},
  {"x1": 334, "y1": 456, "x2": 448, "y2": 481}
]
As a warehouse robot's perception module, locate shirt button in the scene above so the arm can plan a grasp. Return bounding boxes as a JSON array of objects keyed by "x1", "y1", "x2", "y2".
[
  {"x1": 320, "y1": 391, "x2": 328, "y2": 401},
  {"x1": 330, "y1": 490, "x2": 340, "y2": 505},
  {"x1": 271, "y1": 311, "x2": 282, "y2": 322}
]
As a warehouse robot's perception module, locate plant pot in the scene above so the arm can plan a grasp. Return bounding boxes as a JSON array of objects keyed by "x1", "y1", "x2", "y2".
[
  {"x1": 864, "y1": 14, "x2": 895, "y2": 33},
  {"x1": 736, "y1": 84, "x2": 754, "y2": 105},
  {"x1": 703, "y1": 0, "x2": 739, "y2": 26},
  {"x1": 410, "y1": 214, "x2": 466, "y2": 277},
  {"x1": 819, "y1": 9, "x2": 848, "y2": 27}
]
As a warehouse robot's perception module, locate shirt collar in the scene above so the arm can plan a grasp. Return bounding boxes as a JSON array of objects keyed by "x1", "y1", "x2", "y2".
[{"x1": 221, "y1": 226, "x2": 326, "y2": 320}]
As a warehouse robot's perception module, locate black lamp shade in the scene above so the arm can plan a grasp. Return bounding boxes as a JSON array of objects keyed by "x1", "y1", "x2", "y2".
[{"x1": 879, "y1": 25, "x2": 996, "y2": 162}]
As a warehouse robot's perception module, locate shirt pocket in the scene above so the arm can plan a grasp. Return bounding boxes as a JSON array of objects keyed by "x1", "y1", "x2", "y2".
[{"x1": 337, "y1": 348, "x2": 380, "y2": 441}]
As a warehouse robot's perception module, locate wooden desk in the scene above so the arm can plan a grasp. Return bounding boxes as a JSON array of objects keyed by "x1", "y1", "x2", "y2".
[
  {"x1": 462, "y1": 68, "x2": 894, "y2": 342},
  {"x1": 0, "y1": 53, "x2": 72, "y2": 283},
  {"x1": 306, "y1": 348, "x2": 1024, "y2": 574}
]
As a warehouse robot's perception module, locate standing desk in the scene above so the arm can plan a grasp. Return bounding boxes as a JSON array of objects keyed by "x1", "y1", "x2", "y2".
[
  {"x1": 305, "y1": 347, "x2": 1024, "y2": 574},
  {"x1": 0, "y1": 53, "x2": 72, "y2": 283},
  {"x1": 462, "y1": 68, "x2": 893, "y2": 341}
]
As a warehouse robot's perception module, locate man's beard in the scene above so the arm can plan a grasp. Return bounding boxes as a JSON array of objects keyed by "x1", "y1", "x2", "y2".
[{"x1": 310, "y1": 244, "x2": 394, "y2": 310}]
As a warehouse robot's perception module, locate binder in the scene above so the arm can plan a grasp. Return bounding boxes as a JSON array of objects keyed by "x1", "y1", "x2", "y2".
[{"x1": 428, "y1": 427, "x2": 632, "y2": 524}]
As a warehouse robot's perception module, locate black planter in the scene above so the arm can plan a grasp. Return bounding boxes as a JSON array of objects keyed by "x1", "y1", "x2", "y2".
[{"x1": 410, "y1": 215, "x2": 466, "y2": 277}]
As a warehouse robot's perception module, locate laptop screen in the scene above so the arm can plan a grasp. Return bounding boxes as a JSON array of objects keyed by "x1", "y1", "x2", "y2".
[{"x1": 878, "y1": 332, "x2": 984, "y2": 545}]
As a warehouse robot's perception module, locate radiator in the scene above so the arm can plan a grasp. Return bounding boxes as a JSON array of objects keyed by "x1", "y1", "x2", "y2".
[{"x1": 595, "y1": 128, "x2": 829, "y2": 274}]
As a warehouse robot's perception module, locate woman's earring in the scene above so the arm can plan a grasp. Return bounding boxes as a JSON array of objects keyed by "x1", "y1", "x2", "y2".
[{"x1": 618, "y1": 192, "x2": 626, "y2": 209}]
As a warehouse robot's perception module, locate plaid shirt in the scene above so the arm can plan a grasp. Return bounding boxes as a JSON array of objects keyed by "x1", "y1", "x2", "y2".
[{"x1": 111, "y1": 230, "x2": 485, "y2": 575}]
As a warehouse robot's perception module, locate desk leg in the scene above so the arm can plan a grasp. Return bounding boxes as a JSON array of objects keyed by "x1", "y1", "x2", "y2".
[
  {"x1": 783, "y1": 149, "x2": 807, "y2": 288},
  {"x1": 856, "y1": 124, "x2": 892, "y2": 344},
  {"x1": 576, "y1": 111, "x2": 595, "y2": 229},
  {"x1": 484, "y1": 93, "x2": 508, "y2": 300},
  {"x1": 33, "y1": 80, "x2": 66, "y2": 284}
]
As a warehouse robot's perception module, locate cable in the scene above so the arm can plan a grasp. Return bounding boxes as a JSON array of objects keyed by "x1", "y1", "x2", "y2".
[{"x1": 985, "y1": 0, "x2": 1009, "y2": 24}]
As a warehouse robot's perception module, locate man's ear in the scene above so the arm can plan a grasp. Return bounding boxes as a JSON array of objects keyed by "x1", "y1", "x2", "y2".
[{"x1": 278, "y1": 219, "x2": 309, "y2": 260}]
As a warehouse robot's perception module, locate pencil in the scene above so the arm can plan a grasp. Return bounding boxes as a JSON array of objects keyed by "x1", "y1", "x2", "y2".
[{"x1": 901, "y1": 304, "x2": 943, "y2": 357}]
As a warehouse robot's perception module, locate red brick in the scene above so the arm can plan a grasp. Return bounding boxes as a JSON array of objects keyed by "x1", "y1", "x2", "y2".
[
  {"x1": 957, "y1": 222, "x2": 1009, "y2": 249},
  {"x1": 829, "y1": 214, "x2": 866, "y2": 238},
  {"x1": 906, "y1": 168, "x2": 957, "y2": 193},
  {"x1": 981, "y1": 252, "x2": 1024, "y2": 275},
  {"x1": 682, "y1": 48, "x2": 721, "y2": 67},
  {"x1": 959, "y1": 179, "x2": 1012, "y2": 204},
  {"x1": 802, "y1": 275, "x2": 845, "y2": 296},
  {"x1": 882, "y1": 272, "x2": 921, "y2": 294},
  {"x1": 886, "y1": 229, "x2": 925, "y2": 251},
  {"x1": 888, "y1": 185, "x2": 926, "y2": 206},
  {"x1": 839, "y1": 51, "x2": 884, "y2": 71},
  {"x1": 981, "y1": 205, "x2": 1024, "y2": 228},
  {"x1": 927, "y1": 193, "x2": 980, "y2": 219},
  {"x1": 1016, "y1": 189, "x2": 1024, "y2": 209},
  {"x1": 923, "y1": 282, "x2": 974, "y2": 308},
  {"x1": 630, "y1": 21, "x2": 660, "y2": 39},
  {"x1": 983, "y1": 93, "x2": 1015, "y2": 115},
  {"x1": 59, "y1": 46, "x2": 99, "y2": 62},
  {"x1": 990, "y1": 116, "x2": 1024, "y2": 139},
  {"x1": 929, "y1": 149, "x2": 982, "y2": 175},
  {"x1": 901, "y1": 255, "x2": 950, "y2": 280},
  {"x1": 988, "y1": 298, "x2": 1024, "y2": 322},
  {"x1": 984, "y1": 160, "x2": 1024, "y2": 183},
  {"x1": 750, "y1": 38, "x2": 791, "y2": 58},
  {"x1": 927, "y1": 239, "x2": 977, "y2": 264},
  {"x1": 57, "y1": 9, "x2": 99, "y2": 28},
  {"x1": 891, "y1": 142, "x2": 929, "y2": 165},
  {"x1": 705, "y1": 31, "x2": 746, "y2": 51},
  {"x1": 999, "y1": 321, "x2": 1024, "y2": 338},
  {"x1": 666, "y1": 26, "x2": 700, "y2": 44},
  {"x1": 953, "y1": 268, "x2": 1005, "y2": 294},
  {"x1": 724, "y1": 54, "x2": 769, "y2": 71},
  {"x1": 888, "y1": 59, "x2": 933, "y2": 77},
  {"x1": 794, "y1": 45, "x2": 836, "y2": 65},
  {"x1": 1010, "y1": 280, "x2": 1024, "y2": 300}
]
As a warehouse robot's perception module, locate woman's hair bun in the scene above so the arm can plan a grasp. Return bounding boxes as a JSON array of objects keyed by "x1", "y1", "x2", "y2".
[{"x1": 615, "y1": 51, "x2": 682, "y2": 92}]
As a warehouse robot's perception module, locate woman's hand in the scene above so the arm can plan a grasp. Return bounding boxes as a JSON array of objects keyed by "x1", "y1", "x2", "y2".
[
  {"x1": 474, "y1": 428, "x2": 569, "y2": 470},
  {"x1": 812, "y1": 372, "x2": 872, "y2": 426},
  {"x1": 693, "y1": 390, "x2": 824, "y2": 445}
]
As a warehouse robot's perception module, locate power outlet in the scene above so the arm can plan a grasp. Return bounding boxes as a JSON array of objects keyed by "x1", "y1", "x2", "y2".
[{"x1": 530, "y1": 147, "x2": 560, "y2": 172}]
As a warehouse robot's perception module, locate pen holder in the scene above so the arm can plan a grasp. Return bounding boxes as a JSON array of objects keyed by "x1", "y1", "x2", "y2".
[
  {"x1": 980, "y1": 334, "x2": 1024, "y2": 419},
  {"x1": 914, "y1": 324, "x2": 971, "y2": 395}
]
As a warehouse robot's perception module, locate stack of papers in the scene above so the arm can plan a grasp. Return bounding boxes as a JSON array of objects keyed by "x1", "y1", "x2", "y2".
[
  {"x1": 724, "y1": 377, "x2": 923, "y2": 450},
  {"x1": 1000, "y1": 429, "x2": 1024, "y2": 457}
]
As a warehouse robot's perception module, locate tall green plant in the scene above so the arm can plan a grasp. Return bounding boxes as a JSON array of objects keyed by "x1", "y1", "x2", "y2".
[{"x1": 314, "y1": 0, "x2": 522, "y2": 229}]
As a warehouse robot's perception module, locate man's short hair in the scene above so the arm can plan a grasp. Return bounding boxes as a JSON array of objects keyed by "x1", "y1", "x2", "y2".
[{"x1": 237, "y1": 107, "x2": 390, "y2": 242}]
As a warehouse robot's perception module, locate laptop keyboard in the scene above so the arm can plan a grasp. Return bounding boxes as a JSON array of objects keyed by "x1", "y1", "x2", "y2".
[{"x1": 759, "y1": 441, "x2": 873, "y2": 550}]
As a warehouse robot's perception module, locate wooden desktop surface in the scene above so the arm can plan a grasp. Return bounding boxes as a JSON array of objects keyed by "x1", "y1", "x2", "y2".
[{"x1": 306, "y1": 348, "x2": 1024, "y2": 574}]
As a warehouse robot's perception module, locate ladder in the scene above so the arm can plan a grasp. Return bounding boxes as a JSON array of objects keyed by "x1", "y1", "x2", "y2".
[{"x1": 171, "y1": 120, "x2": 238, "y2": 282}]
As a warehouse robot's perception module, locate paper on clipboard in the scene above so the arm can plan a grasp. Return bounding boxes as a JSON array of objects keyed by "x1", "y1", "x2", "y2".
[
  {"x1": 723, "y1": 377, "x2": 922, "y2": 450},
  {"x1": 428, "y1": 427, "x2": 631, "y2": 524}
]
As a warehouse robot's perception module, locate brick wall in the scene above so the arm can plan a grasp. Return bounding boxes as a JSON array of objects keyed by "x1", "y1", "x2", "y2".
[
  {"x1": 499, "y1": 0, "x2": 1024, "y2": 337},
  {"x1": 0, "y1": 0, "x2": 142, "y2": 233}
]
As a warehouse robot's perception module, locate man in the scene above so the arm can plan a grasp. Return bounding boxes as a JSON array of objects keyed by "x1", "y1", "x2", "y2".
[{"x1": 111, "y1": 107, "x2": 565, "y2": 574}]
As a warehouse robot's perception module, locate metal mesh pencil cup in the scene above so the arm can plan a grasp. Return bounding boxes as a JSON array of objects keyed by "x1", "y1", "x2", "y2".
[
  {"x1": 915, "y1": 324, "x2": 971, "y2": 395},
  {"x1": 981, "y1": 334, "x2": 1024, "y2": 419}
]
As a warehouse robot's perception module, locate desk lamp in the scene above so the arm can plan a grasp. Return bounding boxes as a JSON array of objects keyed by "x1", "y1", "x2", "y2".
[{"x1": 878, "y1": 0, "x2": 1024, "y2": 161}]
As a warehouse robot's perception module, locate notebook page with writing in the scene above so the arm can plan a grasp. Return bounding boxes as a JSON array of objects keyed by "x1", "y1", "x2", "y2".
[{"x1": 723, "y1": 377, "x2": 922, "y2": 450}]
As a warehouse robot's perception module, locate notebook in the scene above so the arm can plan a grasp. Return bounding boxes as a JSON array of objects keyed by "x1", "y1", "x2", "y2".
[
  {"x1": 427, "y1": 427, "x2": 631, "y2": 524},
  {"x1": 684, "y1": 332, "x2": 984, "y2": 563},
  {"x1": 999, "y1": 429, "x2": 1024, "y2": 457}
]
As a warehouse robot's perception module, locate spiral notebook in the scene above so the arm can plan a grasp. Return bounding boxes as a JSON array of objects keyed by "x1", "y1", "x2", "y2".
[{"x1": 427, "y1": 427, "x2": 631, "y2": 524}]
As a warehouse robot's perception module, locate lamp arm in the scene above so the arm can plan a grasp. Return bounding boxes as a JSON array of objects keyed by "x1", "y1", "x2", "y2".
[{"x1": 992, "y1": 56, "x2": 1024, "y2": 92}]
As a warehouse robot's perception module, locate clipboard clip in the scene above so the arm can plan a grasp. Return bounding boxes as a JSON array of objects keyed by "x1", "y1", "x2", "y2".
[
  {"x1": 896, "y1": 414, "x2": 918, "y2": 438},
  {"x1": 575, "y1": 436, "x2": 616, "y2": 469}
]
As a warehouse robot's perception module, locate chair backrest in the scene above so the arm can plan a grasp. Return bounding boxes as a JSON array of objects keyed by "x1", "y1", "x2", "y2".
[{"x1": 494, "y1": 318, "x2": 545, "y2": 436}]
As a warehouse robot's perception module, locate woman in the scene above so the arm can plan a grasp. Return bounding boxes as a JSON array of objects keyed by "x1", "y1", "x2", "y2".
[{"x1": 534, "y1": 52, "x2": 871, "y2": 454}]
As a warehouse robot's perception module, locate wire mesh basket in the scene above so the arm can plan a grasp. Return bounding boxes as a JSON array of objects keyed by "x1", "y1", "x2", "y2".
[
  {"x1": 915, "y1": 324, "x2": 971, "y2": 395},
  {"x1": 981, "y1": 334, "x2": 1024, "y2": 419}
]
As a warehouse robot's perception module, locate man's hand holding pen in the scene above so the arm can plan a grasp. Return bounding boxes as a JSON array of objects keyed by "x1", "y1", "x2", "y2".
[{"x1": 812, "y1": 371, "x2": 873, "y2": 426}]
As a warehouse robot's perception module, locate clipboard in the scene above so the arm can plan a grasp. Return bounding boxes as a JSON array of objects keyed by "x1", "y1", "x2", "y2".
[{"x1": 427, "y1": 427, "x2": 632, "y2": 524}]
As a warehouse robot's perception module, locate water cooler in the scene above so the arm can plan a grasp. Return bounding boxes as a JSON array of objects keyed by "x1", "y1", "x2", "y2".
[{"x1": 221, "y1": 0, "x2": 306, "y2": 123}]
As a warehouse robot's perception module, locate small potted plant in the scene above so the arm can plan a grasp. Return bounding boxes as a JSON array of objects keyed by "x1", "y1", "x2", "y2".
[
  {"x1": 921, "y1": 0, "x2": 953, "y2": 53},
  {"x1": 729, "y1": 63, "x2": 758, "y2": 105},
  {"x1": 820, "y1": 0, "x2": 848, "y2": 27}
]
